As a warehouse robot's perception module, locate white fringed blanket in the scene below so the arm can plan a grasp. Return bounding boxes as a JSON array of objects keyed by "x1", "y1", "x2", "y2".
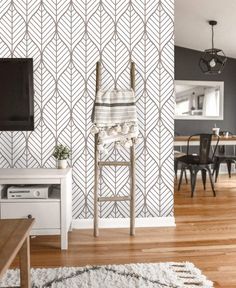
[{"x1": 91, "y1": 89, "x2": 139, "y2": 152}]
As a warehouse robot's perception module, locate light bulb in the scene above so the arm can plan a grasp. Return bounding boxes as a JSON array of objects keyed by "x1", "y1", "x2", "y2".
[{"x1": 209, "y1": 58, "x2": 216, "y2": 68}]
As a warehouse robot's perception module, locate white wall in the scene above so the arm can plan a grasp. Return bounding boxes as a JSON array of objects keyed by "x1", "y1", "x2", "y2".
[{"x1": 0, "y1": 0, "x2": 174, "y2": 224}]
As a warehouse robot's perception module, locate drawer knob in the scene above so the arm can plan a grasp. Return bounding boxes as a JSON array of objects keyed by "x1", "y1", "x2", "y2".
[{"x1": 27, "y1": 214, "x2": 32, "y2": 219}]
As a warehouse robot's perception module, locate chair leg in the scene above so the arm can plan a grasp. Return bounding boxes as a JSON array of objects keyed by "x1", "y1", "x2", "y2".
[
  {"x1": 212, "y1": 159, "x2": 217, "y2": 176},
  {"x1": 226, "y1": 160, "x2": 232, "y2": 178},
  {"x1": 184, "y1": 169, "x2": 188, "y2": 184},
  {"x1": 201, "y1": 169, "x2": 206, "y2": 190},
  {"x1": 190, "y1": 168, "x2": 198, "y2": 197},
  {"x1": 174, "y1": 159, "x2": 178, "y2": 180},
  {"x1": 215, "y1": 160, "x2": 220, "y2": 183},
  {"x1": 178, "y1": 167, "x2": 184, "y2": 191},
  {"x1": 207, "y1": 166, "x2": 216, "y2": 197},
  {"x1": 212, "y1": 165, "x2": 215, "y2": 176}
]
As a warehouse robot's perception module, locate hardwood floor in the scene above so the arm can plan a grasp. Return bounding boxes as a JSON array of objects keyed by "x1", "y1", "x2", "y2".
[{"x1": 13, "y1": 174, "x2": 236, "y2": 287}]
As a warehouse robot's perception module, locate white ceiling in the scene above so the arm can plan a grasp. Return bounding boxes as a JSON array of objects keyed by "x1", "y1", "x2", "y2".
[{"x1": 175, "y1": 0, "x2": 236, "y2": 58}]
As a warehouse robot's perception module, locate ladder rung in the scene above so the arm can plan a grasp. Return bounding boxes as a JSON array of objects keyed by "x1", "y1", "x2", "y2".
[
  {"x1": 98, "y1": 196, "x2": 131, "y2": 202},
  {"x1": 98, "y1": 161, "x2": 130, "y2": 167}
]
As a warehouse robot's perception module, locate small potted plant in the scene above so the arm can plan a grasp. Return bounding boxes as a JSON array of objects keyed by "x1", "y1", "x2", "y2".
[{"x1": 52, "y1": 144, "x2": 70, "y2": 169}]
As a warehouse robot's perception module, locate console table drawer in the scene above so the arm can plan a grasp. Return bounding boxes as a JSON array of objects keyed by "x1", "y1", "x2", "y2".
[{"x1": 0, "y1": 202, "x2": 60, "y2": 229}]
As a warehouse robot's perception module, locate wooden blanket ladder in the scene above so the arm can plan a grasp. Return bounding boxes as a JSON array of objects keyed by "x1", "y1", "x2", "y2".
[{"x1": 94, "y1": 61, "x2": 136, "y2": 237}]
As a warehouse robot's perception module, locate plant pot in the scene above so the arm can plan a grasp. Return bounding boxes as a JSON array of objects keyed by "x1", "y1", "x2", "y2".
[{"x1": 57, "y1": 159, "x2": 68, "y2": 169}]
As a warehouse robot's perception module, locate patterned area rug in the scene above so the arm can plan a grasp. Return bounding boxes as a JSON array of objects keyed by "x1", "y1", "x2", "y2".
[{"x1": 0, "y1": 262, "x2": 213, "y2": 288}]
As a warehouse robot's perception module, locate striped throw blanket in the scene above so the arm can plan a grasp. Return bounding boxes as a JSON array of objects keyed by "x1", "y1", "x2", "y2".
[
  {"x1": 91, "y1": 89, "x2": 139, "y2": 152},
  {"x1": 93, "y1": 89, "x2": 137, "y2": 126}
]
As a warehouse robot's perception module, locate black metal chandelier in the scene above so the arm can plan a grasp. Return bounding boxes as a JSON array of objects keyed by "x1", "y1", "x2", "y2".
[{"x1": 199, "y1": 20, "x2": 227, "y2": 74}]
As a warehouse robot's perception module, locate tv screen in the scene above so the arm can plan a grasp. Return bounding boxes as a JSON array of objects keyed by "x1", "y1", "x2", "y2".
[{"x1": 0, "y1": 58, "x2": 34, "y2": 131}]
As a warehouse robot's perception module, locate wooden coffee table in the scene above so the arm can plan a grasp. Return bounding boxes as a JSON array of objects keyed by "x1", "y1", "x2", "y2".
[{"x1": 0, "y1": 219, "x2": 35, "y2": 287}]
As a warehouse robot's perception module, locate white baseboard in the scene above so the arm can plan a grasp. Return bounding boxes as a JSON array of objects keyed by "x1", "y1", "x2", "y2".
[{"x1": 72, "y1": 217, "x2": 175, "y2": 230}]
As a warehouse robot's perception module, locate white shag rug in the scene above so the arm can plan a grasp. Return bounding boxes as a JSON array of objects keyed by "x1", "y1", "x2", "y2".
[{"x1": 0, "y1": 262, "x2": 213, "y2": 288}]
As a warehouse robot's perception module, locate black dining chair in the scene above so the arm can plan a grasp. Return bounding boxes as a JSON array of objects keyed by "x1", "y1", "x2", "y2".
[
  {"x1": 178, "y1": 133, "x2": 219, "y2": 197},
  {"x1": 213, "y1": 131, "x2": 236, "y2": 182}
]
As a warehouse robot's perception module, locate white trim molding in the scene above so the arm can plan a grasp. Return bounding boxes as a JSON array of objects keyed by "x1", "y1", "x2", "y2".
[{"x1": 72, "y1": 217, "x2": 176, "y2": 230}]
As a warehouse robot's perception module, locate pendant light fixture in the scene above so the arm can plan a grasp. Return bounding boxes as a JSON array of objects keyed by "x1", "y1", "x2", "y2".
[{"x1": 199, "y1": 20, "x2": 227, "y2": 74}]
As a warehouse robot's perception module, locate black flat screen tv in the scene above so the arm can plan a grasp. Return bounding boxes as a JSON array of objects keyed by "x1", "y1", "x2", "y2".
[{"x1": 0, "y1": 58, "x2": 34, "y2": 131}]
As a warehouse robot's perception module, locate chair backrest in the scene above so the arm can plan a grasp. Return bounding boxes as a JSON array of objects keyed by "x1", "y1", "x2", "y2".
[{"x1": 187, "y1": 133, "x2": 219, "y2": 164}]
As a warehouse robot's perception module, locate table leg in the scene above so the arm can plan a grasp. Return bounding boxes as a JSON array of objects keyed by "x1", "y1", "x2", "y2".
[{"x1": 19, "y1": 236, "x2": 30, "y2": 288}]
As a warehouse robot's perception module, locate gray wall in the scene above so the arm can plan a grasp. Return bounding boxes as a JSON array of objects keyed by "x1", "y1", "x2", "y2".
[{"x1": 175, "y1": 46, "x2": 236, "y2": 135}]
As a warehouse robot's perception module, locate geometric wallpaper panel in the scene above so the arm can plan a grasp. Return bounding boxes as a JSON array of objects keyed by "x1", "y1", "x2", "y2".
[{"x1": 0, "y1": 0, "x2": 174, "y2": 220}]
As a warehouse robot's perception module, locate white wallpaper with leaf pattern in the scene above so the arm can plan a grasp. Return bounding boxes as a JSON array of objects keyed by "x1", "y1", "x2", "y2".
[{"x1": 0, "y1": 0, "x2": 174, "y2": 220}]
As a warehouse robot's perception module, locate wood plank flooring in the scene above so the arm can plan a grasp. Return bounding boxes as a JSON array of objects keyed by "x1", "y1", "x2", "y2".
[{"x1": 12, "y1": 174, "x2": 236, "y2": 287}]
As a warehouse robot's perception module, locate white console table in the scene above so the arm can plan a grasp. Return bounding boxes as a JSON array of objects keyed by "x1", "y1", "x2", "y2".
[{"x1": 0, "y1": 168, "x2": 72, "y2": 250}]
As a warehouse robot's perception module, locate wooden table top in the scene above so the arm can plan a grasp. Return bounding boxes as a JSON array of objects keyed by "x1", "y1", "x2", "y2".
[
  {"x1": 175, "y1": 135, "x2": 236, "y2": 141},
  {"x1": 0, "y1": 219, "x2": 35, "y2": 278}
]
